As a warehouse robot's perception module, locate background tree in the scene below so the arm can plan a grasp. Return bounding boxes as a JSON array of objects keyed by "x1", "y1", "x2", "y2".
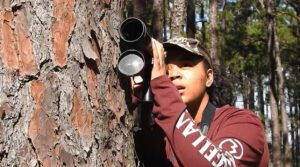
[
  {"x1": 264, "y1": 0, "x2": 292, "y2": 166},
  {"x1": 187, "y1": 0, "x2": 196, "y2": 38},
  {"x1": 170, "y1": 0, "x2": 186, "y2": 38},
  {"x1": 265, "y1": 0, "x2": 282, "y2": 159},
  {"x1": 0, "y1": 0, "x2": 135, "y2": 166},
  {"x1": 132, "y1": 0, "x2": 147, "y2": 22},
  {"x1": 199, "y1": 1, "x2": 207, "y2": 45},
  {"x1": 285, "y1": 2, "x2": 300, "y2": 165},
  {"x1": 209, "y1": 0, "x2": 222, "y2": 73},
  {"x1": 151, "y1": 0, "x2": 164, "y2": 41},
  {"x1": 125, "y1": 0, "x2": 300, "y2": 165}
]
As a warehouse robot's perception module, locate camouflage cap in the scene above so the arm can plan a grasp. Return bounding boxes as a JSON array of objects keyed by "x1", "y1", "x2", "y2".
[{"x1": 163, "y1": 37, "x2": 212, "y2": 67}]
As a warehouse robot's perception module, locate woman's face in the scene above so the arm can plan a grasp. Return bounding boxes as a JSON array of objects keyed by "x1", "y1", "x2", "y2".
[{"x1": 165, "y1": 48, "x2": 213, "y2": 108}]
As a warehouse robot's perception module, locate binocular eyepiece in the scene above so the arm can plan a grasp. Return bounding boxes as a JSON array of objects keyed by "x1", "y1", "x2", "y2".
[
  {"x1": 118, "y1": 17, "x2": 153, "y2": 102},
  {"x1": 118, "y1": 17, "x2": 152, "y2": 77},
  {"x1": 118, "y1": 18, "x2": 154, "y2": 130},
  {"x1": 119, "y1": 17, "x2": 151, "y2": 45}
]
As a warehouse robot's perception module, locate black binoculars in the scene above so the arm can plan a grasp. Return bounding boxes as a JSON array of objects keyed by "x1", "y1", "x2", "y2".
[{"x1": 118, "y1": 17, "x2": 153, "y2": 102}]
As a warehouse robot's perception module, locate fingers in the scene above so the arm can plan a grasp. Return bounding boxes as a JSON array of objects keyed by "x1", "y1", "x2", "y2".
[
  {"x1": 152, "y1": 39, "x2": 165, "y2": 67},
  {"x1": 151, "y1": 39, "x2": 166, "y2": 80}
]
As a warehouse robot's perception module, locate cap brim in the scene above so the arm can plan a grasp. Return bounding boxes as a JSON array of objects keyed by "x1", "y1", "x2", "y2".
[{"x1": 163, "y1": 42, "x2": 203, "y2": 57}]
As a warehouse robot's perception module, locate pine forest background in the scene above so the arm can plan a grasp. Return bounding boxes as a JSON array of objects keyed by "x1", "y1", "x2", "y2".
[
  {"x1": 126, "y1": 0, "x2": 299, "y2": 166},
  {"x1": 0, "y1": 0, "x2": 299, "y2": 167}
]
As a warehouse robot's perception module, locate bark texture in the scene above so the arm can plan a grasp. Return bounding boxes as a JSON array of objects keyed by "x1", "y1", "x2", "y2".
[
  {"x1": 170, "y1": 0, "x2": 186, "y2": 38},
  {"x1": 151, "y1": 0, "x2": 164, "y2": 42},
  {"x1": 186, "y1": 0, "x2": 195, "y2": 38},
  {"x1": 0, "y1": 0, "x2": 135, "y2": 166},
  {"x1": 200, "y1": 2, "x2": 206, "y2": 45},
  {"x1": 132, "y1": 0, "x2": 147, "y2": 22},
  {"x1": 209, "y1": 0, "x2": 221, "y2": 72}
]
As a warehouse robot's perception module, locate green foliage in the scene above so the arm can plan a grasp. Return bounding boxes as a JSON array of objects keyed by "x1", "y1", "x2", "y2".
[
  {"x1": 222, "y1": 0, "x2": 269, "y2": 79},
  {"x1": 126, "y1": 0, "x2": 300, "y2": 163}
]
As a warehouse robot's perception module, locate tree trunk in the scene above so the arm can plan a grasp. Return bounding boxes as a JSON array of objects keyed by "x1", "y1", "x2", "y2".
[
  {"x1": 269, "y1": 88, "x2": 281, "y2": 167},
  {"x1": 209, "y1": 0, "x2": 221, "y2": 73},
  {"x1": 219, "y1": 0, "x2": 227, "y2": 74},
  {"x1": 242, "y1": 76, "x2": 250, "y2": 109},
  {"x1": 186, "y1": 0, "x2": 196, "y2": 38},
  {"x1": 266, "y1": 1, "x2": 281, "y2": 166},
  {"x1": 275, "y1": 36, "x2": 291, "y2": 167},
  {"x1": 241, "y1": 76, "x2": 255, "y2": 110},
  {"x1": 170, "y1": 0, "x2": 186, "y2": 38},
  {"x1": 265, "y1": 0, "x2": 282, "y2": 166},
  {"x1": 265, "y1": 0, "x2": 292, "y2": 166},
  {"x1": 294, "y1": 89, "x2": 300, "y2": 167},
  {"x1": 200, "y1": 2, "x2": 206, "y2": 45},
  {"x1": 296, "y1": 101, "x2": 300, "y2": 167},
  {"x1": 289, "y1": 96, "x2": 295, "y2": 167},
  {"x1": 163, "y1": 0, "x2": 168, "y2": 41},
  {"x1": 152, "y1": 0, "x2": 164, "y2": 42},
  {"x1": 258, "y1": 75, "x2": 266, "y2": 127},
  {"x1": 0, "y1": 1, "x2": 136, "y2": 166},
  {"x1": 133, "y1": 0, "x2": 147, "y2": 22},
  {"x1": 249, "y1": 78, "x2": 255, "y2": 111}
]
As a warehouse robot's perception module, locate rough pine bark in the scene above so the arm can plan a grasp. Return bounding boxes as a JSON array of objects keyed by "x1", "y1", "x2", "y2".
[
  {"x1": 209, "y1": 0, "x2": 221, "y2": 73},
  {"x1": 0, "y1": 0, "x2": 136, "y2": 166},
  {"x1": 163, "y1": 0, "x2": 168, "y2": 41},
  {"x1": 219, "y1": 0, "x2": 227, "y2": 74},
  {"x1": 186, "y1": 0, "x2": 196, "y2": 38},
  {"x1": 170, "y1": 0, "x2": 186, "y2": 38},
  {"x1": 151, "y1": 0, "x2": 164, "y2": 42},
  {"x1": 132, "y1": 0, "x2": 147, "y2": 22},
  {"x1": 200, "y1": 2, "x2": 206, "y2": 45},
  {"x1": 269, "y1": 87, "x2": 281, "y2": 167}
]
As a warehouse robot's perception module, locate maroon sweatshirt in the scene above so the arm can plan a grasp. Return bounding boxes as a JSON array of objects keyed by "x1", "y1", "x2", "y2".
[{"x1": 149, "y1": 75, "x2": 269, "y2": 167}]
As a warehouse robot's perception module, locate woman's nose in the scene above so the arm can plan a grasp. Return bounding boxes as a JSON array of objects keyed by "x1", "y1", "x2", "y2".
[{"x1": 168, "y1": 64, "x2": 182, "y2": 80}]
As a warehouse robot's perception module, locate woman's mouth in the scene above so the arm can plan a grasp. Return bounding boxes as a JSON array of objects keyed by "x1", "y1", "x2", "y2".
[{"x1": 176, "y1": 85, "x2": 185, "y2": 93}]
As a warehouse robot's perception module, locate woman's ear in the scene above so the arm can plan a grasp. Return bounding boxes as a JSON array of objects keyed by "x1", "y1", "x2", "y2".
[{"x1": 206, "y1": 69, "x2": 214, "y2": 87}]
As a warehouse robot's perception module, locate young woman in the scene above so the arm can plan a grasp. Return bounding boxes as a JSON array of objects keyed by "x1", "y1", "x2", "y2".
[{"x1": 132, "y1": 37, "x2": 269, "y2": 167}]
